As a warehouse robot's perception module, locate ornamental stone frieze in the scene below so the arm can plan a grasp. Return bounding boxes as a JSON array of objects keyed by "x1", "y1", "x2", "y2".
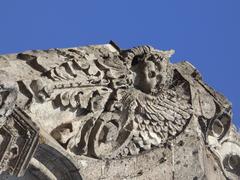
[{"x1": 0, "y1": 42, "x2": 239, "y2": 180}]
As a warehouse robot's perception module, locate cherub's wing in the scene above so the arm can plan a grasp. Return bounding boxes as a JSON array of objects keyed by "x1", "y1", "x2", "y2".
[{"x1": 131, "y1": 91, "x2": 192, "y2": 151}]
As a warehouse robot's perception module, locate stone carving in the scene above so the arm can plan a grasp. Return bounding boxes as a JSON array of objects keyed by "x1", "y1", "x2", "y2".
[
  {"x1": 0, "y1": 108, "x2": 39, "y2": 177},
  {"x1": 0, "y1": 73, "x2": 18, "y2": 125},
  {"x1": 0, "y1": 42, "x2": 239, "y2": 179}
]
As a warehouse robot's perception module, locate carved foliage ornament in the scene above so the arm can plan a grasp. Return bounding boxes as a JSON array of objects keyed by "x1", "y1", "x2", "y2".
[{"x1": 0, "y1": 43, "x2": 239, "y2": 179}]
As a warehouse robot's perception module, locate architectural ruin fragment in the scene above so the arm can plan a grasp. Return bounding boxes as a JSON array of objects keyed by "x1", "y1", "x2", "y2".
[{"x1": 0, "y1": 42, "x2": 239, "y2": 179}]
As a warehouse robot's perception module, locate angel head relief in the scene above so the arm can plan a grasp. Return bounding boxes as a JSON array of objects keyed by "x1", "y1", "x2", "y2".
[{"x1": 131, "y1": 52, "x2": 171, "y2": 94}]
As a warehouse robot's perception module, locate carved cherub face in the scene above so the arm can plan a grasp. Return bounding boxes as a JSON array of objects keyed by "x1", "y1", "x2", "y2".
[
  {"x1": 139, "y1": 60, "x2": 157, "y2": 93},
  {"x1": 132, "y1": 53, "x2": 169, "y2": 94}
]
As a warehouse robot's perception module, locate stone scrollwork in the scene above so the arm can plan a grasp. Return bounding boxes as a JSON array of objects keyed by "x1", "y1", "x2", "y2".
[
  {"x1": 0, "y1": 42, "x2": 239, "y2": 179},
  {"x1": 47, "y1": 45, "x2": 194, "y2": 159}
]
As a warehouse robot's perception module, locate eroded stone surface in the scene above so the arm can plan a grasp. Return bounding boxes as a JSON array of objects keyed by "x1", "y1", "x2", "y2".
[{"x1": 0, "y1": 42, "x2": 239, "y2": 179}]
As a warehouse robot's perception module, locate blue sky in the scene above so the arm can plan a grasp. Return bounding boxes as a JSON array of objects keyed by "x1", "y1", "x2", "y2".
[{"x1": 0, "y1": 0, "x2": 239, "y2": 127}]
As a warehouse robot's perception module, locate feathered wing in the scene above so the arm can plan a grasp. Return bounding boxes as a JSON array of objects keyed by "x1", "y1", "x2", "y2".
[{"x1": 127, "y1": 90, "x2": 193, "y2": 153}]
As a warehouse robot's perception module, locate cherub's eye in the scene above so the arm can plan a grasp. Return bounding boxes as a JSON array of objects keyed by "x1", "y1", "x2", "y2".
[{"x1": 148, "y1": 71, "x2": 156, "y2": 78}]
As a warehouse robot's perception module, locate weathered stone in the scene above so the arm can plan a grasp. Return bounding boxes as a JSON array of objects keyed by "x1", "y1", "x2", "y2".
[{"x1": 0, "y1": 42, "x2": 239, "y2": 180}]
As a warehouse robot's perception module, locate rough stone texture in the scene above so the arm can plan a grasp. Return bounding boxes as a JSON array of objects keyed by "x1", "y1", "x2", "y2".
[{"x1": 0, "y1": 42, "x2": 239, "y2": 180}]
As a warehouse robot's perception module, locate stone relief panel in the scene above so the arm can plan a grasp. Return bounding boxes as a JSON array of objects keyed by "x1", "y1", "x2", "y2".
[{"x1": 0, "y1": 42, "x2": 239, "y2": 179}]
